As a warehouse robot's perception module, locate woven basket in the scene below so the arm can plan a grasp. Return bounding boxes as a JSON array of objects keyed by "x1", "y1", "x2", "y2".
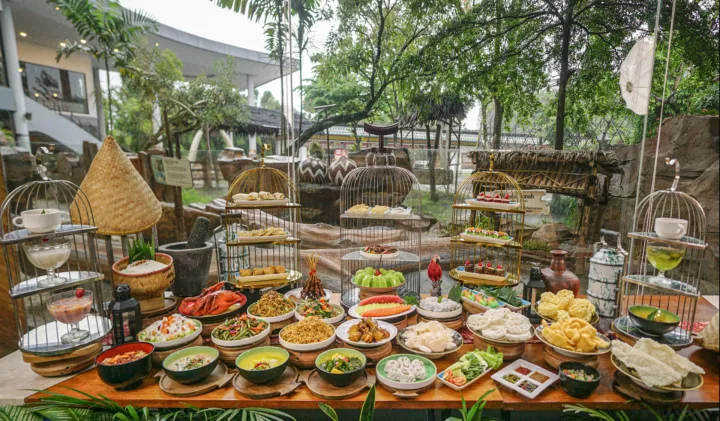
[
  {"x1": 71, "y1": 136, "x2": 162, "y2": 236},
  {"x1": 112, "y1": 253, "x2": 174, "y2": 311}
]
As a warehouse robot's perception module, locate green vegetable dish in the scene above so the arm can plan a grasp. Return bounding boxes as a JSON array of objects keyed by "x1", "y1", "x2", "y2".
[
  {"x1": 442, "y1": 347, "x2": 504, "y2": 387},
  {"x1": 319, "y1": 353, "x2": 364, "y2": 374},
  {"x1": 211, "y1": 314, "x2": 268, "y2": 341}
]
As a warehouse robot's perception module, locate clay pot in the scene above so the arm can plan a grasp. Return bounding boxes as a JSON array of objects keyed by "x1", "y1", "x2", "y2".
[{"x1": 541, "y1": 250, "x2": 580, "y2": 296}]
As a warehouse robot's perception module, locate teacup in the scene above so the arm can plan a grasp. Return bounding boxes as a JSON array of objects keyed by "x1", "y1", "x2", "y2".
[
  {"x1": 12, "y1": 209, "x2": 70, "y2": 234},
  {"x1": 654, "y1": 217, "x2": 688, "y2": 240}
]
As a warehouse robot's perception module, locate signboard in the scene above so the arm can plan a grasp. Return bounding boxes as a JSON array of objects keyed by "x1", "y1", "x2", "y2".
[
  {"x1": 521, "y1": 189, "x2": 551, "y2": 215},
  {"x1": 151, "y1": 156, "x2": 194, "y2": 188}
]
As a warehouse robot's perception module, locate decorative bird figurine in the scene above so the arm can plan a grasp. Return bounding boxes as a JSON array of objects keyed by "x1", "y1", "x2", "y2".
[{"x1": 427, "y1": 255, "x2": 443, "y2": 297}]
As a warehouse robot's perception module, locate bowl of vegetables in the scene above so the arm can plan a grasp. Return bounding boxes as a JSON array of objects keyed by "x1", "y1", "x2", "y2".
[
  {"x1": 438, "y1": 347, "x2": 504, "y2": 391},
  {"x1": 295, "y1": 298, "x2": 345, "y2": 324},
  {"x1": 558, "y1": 362, "x2": 601, "y2": 398},
  {"x1": 210, "y1": 314, "x2": 270, "y2": 347},
  {"x1": 162, "y1": 346, "x2": 219, "y2": 384},
  {"x1": 236, "y1": 346, "x2": 290, "y2": 385},
  {"x1": 315, "y1": 348, "x2": 367, "y2": 387}
]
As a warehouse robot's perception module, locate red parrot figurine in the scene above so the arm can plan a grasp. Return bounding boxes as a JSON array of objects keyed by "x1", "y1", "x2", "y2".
[{"x1": 427, "y1": 255, "x2": 443, "y2": 297}]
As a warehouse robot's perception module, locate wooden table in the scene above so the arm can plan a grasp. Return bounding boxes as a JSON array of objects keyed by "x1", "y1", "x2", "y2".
[{"x1": 26, "y1": 297, "x2": 720, "y2": 412}]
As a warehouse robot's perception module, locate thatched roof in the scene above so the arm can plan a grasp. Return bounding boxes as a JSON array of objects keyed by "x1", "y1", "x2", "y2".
[
  {"x1": 468, "y1": 150, "x2": 620, "y2": 172},
  {"x1": 241, "y1": 106, "x2": 313, "y2": 135}
]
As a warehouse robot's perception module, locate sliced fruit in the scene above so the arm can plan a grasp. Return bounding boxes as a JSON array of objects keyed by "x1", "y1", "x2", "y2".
[
  {"x1": 358, "y1": 295, "x2": 404, "y2": 306},
  {"x1": 360, "y1": 304, "x2": 411, "y2": 317}
]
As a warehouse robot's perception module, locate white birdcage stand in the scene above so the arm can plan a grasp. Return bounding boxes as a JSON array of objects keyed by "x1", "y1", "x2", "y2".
[
  {"x1": 614, "y1": 158, "x2": 707, "y2": 348},
  {"x1": 339, "y1": 123, "x2": 422, "y2": 308},
  {"x1": 0, "y1": 153, "x2": 110, "y2": 356}
]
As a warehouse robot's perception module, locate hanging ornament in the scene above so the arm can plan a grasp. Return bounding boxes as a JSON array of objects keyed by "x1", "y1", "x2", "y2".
[{"x1": 619, "y1": 37, "x2": 656, "y2": 115}]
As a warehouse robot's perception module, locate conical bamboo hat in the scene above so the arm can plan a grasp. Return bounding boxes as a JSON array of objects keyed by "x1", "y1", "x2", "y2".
[{"x1": 72, "y1": 136, "x2": 161, "y2": 235}]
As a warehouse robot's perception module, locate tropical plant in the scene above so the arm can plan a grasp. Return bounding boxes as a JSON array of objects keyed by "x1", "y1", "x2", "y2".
[
  {"x1": 564, "y1": 403, "x2": 714, "y2": 421},
  {"x1": 319, "y1": 384, "x2": 376, "y2": 421},
  {"x1": 128, "y1": 238, "x2": 155, "y2": 263},
  {"x1": 308, "y1": 141, "x2": 324, "y2": 158},
  {"x1": 50, "y1": 0, "x2": 158, "y2": 135},
  {"x1": 445, "y1": 389, "x2": 497, "y2": 421}
]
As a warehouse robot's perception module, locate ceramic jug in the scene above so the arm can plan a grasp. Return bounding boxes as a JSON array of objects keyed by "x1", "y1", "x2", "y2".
[{"x1": 541, "y1": 249, "x2": 580, "y2": 296}]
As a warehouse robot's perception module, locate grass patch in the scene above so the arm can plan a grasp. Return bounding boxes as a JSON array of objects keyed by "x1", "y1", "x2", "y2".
[
  {"x1": 182, "y1": 188, "x2": 226, "y2": 204},
  {"x1": 420, "y1": 191, "x2": 455, "y2": 226},
  {"x1": 523, "y1": 239, "x2": 552, "y2": 252}
]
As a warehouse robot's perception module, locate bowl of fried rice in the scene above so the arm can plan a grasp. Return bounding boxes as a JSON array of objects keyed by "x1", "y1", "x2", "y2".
[{"x1": 279, "y1": 317, "x2": 337, "y2": 351}]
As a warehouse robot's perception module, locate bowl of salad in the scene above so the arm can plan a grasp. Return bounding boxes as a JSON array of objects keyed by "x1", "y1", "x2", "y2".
[
  {"x1": 315, "y1": 348, "x2": 367, "y2": 387},
  {"x1": 138, "y1": 314, "x2": 202, "y2": 350},
  {"x1": 295, "y1": 298, "x2": 345, "y2": 324},
  {"x1": 210, "y1": 314, "x2": 270, "y2": 348},
  {"x1": 438, "y1": 347, "x2": 503, "y2": 391}
]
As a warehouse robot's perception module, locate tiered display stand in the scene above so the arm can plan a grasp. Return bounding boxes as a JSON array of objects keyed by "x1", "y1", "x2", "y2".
[
  {"x1": 223, "y1": 145, "x2": 302, "y2": 291},
  {"x1": 449, "y1": 152, "x2": 525, "y2": 287},
  {"x1": 339, "y1": 123, "x2": 422, "y2": 308},
  {"x1": 0, "y1": 172, "x2": 110, "y2": 367},
  {"x1": 614, "y1": 158, "x2": 707, "y2": 348}
]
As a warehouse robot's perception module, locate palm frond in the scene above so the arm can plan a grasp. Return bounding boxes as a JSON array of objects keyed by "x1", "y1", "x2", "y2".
[{"x1": 0, "y1": 406, "x2": 44, "y2": 421}]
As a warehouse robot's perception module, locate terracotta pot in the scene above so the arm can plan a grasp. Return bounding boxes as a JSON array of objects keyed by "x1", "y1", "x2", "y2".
[{"x1": 541, "y1": 250, "x2": 580, "y2": 296}]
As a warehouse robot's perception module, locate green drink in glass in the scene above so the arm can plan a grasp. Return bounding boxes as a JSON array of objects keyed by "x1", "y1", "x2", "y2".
[{"x1": 646, "y1": 242, "x2": 685, "y2": 287}]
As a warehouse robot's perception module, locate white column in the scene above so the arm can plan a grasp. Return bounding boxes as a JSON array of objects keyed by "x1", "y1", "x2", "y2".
[
  {"x1": 0, "y1": 1, "x2": 30, "y2": 150},
  {"x1": 246, "y1": 75, "x2": 255, "y2": 106},
  {"x1": 92, "y1": 67, "x2": 106, "y2": 139}
]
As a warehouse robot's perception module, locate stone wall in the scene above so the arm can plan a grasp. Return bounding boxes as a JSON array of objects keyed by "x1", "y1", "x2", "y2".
[{"x1": 594, "y1": 115, "x2": 719, "y2": 293}]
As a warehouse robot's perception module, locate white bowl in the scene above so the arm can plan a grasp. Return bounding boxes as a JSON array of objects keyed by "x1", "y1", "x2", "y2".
[
  {"x1": 284, "y1": 287, "x2": 333, "y2": 303},
  {"x1": 295, "y1": 303, "x2": 346, "y2": 325},
  {"x1": 247, "y1": 303, "x2": 296, "y2": 324},
  {"x1": 416, "y1": 305, "x2": 462, "y2": 320},
  {"x1": 336, "y1": 319, "x2": 397, "y2": 348},
  {"x1": 139, "y1": 319, "x2": 202, "y2": 350},
  {"x1": 210, "y1": 321, "x2": 271, "y2": 348},
  {"x1": 278, "y1": 323, "x2": 337, "y2": 352}
]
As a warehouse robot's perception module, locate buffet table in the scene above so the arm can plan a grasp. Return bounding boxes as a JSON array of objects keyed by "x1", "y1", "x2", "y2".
[{"x1": 21, "y1": 295, "x2": 719, "y2": 413}]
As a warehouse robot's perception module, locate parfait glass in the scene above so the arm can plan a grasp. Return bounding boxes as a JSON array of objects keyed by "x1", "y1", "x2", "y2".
[
  {"x1": 47, "y1": 290, "x2": 93, "y2": 344},
  {"x1": 23, "y1": 239, "x2": 71, "y2": 287},
  {"x1": 645, "y1": 241, "x2": 686, "y2": 288}
]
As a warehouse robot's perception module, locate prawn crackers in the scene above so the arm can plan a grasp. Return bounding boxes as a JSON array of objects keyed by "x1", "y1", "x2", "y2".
[
  {"x1": 467, "y1": 308, "x2": 533, "y2": 342},
  {"x1": 540, "y1": 317, "x2": 609, "y2": 353},
  {"x1": 537, "y1": 290, "x2": 596, "y2": 322}
]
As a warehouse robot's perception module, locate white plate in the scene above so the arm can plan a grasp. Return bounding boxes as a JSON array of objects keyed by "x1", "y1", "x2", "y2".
[
  {"x1": 348, "y1": 304, "x2": 416, "y2": 320},
  {"x1": 139, "y1": 319, "x2": 202, "y2": 350},
  {"x1": 491, "y1": 359, "x2": 558, "y2": 399},
  {"x1": 416, "y1": 304, "x2": 463, "y2": 320},
  {"x1": 344, "y1": 211, "x2": 368, "y2": 218},
  {"x1": 359, "y1": 249, "x2": 400, "y2": 260},
  {"x1": 396, "y1": 328, "x2": 464, "y2": 360},
  {"x1": 459, "y1": 233, "x2": 514, "y2": 245},
  {"x1": 236, "y1": 272, "x2": 289, "y2": 283},
  {"x1": 210, "y1": 321, "x2": 271, "y2": 347},
  {"x1": 534, "y1": 325, "x2": 612, "y2": 356},
  {"x1": 437, "y1": 364, "x2": 493, "y2": 391},
  {"x1": 247, "y1": 303, "x2": 296, "y2": 323},
  {"x1": 278, "y1": 323, "x2": 337, "y2": 351},
  {"x1": 464, "y1": 199, "x2": 521, "y2": 210},
  {"x1": 232, "y1": 199, "x2": 288, "y2": 207},
  {"x1": 284, "y1": 287, "x2": 333, "y2": 303},
  {"x1": 229, "y1": 234, "x2": 289, "y2": 244},
  {"x1": 385, "y1": 207, "x2": 413, "y2": 219},
  {"x1": 295, "y1": 303, "x2": 346, "y2": 324},
  {"x1": 335, "y1": 319, "x2": 397, "y2": 348}
]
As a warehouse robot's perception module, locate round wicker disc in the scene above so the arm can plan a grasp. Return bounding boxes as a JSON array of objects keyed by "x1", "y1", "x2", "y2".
[{"x1": 71, "y1": 136, "x2": 161, "y2": 236}]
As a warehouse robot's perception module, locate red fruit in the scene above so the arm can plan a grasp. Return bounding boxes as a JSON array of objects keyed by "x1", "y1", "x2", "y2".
[
  {"x1": 75, "y1": 288, "x2": 85, "y2": 299},
  {"x1": 486, "y1": 262, "x2": 492, "y2": 268},
  {"x1": 358, "y1": 295, "x2": 404, "y2": 306},
  {"x1": 374, "y1": 269, "x2": 382, "y2": 276},
  {"x1": 361, "y1": 305, "x2": 411, "y2": 317},
  {"x1": 497, "y1": 265, "x2": 503, "y2": 270},
  {"x1": 504, "y1": 193, "x2": 510, "y2": 199}
]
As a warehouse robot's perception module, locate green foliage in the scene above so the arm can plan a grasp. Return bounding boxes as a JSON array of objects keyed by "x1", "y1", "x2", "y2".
[
  {"x1": 318, "y1": 403, "x2": 339, "y2": 421},
  {"x1": 523, "y1": 239, "x2": 552, "y2": 252},
  {"x1": 260, "y1": 91, "x2": 282, "y2": 111},
  {"x1": 108, "y1": 84, "x2": 153, "y2": 152},
  {"x1": 182, "y1": 188, "x2": 225, "y2": 205},
  {"x1": 563, "y1": 403, "x2": 712, "y2": 421},
  {"x1": 359, "y1": 385, "x2": 376, "y2": 421},
  {"x1": 128, "y1": 239, "x2": 155, "y2": 264},
  {"x1": 550, "y1": 195, "x2": 579, "y2": 229},
  {"x1": 308, "y1": 141, "x2": 324, "y2": 158},
  {"x1": 445, "y1": 388, "x2": 496, "y2": 421}
]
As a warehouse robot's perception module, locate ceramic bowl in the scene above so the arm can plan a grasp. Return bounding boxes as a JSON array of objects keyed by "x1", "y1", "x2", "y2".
[
  {"x1": 558, "y1": 362, "x2": 601, "y2": 398},
  {"x1": 96, "y1": 342, "x2": 154, "y2": 391},
  {"x1": 235, "y1": 346, "x2": 289, "y2": 385},
  {"x1": 315, "y1": 348, "x2": 367, "y2": 387},
  {"x1": 628, "y1": 305, "x2": 680, "y2": 336},
  {"x1": 162, "y1": 346, "x2": 219, "y2": 384}
]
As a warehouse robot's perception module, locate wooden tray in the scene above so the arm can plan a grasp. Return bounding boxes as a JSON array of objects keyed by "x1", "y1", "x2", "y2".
[
  {"x1": 152, "y1": 336, "x2": 204, "y2": 367},
  {"x1": 418, "y1": 315, "x2": 463, "y2": 331},
  {"x1": 215, "y1": 335, "x2": 271, "y2": 367},
  {"x1": 299, "y1": 369, "x2": 375, "y2": 400},
  {"x1": 22, "y1": 342, "x2": 102, "y2": 364},
  {"x1": 388, "y1": 315, "x2": 409, "y2": 331},
  {"x1": 233, "y1": 365, "x2": 302, "y2": 399},
  {"x1": 613, "y1": 371, "x2": 684, "y2": 407},
  {"x1": 30, "y1": 351, "x2": 99, "y2": 377},
  {"x1": 340, "y1": 341, "x2": 393, "y2": 366},
  {"x1": 378, "y1": 379, "x2": 434, "y2": 399},
  {"x1": 286, "y1": 345, "x2": 333, "y2": 370},
  {"x1": 141, "y1": 297, "x2": 177, "y2": 318},
  {"x1": 542, "y1": 345, "x2": 599, "y2": 370},
  {"x1": 156, "y1": 362, "x2": 234, "y2": 397}
]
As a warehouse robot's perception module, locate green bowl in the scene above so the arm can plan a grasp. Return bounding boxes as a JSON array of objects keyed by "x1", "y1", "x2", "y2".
[
  {"x1": 235, "y1": 346, "x2": 289, "y2": 385},
  {"x1": 315, "y1": 348, "x2": 367, "y2": 387},
  {"x1": 162, "y1": 346, "x2": 219, "y2": 384},
  {"x1": 629, "y1": 305, "x2": 680, "y2": 336}
]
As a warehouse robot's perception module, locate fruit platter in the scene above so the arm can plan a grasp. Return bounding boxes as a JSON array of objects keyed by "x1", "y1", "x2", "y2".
[
  {"x1": 437, "y1": 347, "x2": 503, "y2": 391},
  {"x1": 359, "y1": 245, "x2": 400, "y2": 260},
  {"x1": 336, "y1": 318, "x2": 397, "y2": 348},
  {"x1": 348, "y1": 295, "x2": 415, "y2": 320},
  {"x1": 416, "y1": 296, "x2": 463, "y2": 319},
  {"x1": 352, "y1": 267, "x2": 406, "y2": 292},
  {"x1": 460, "y1": 227, "x2": 514, "y2": 245},
  {"x1": 465, "y1": 192, "x2": 520, "y2": 211}
]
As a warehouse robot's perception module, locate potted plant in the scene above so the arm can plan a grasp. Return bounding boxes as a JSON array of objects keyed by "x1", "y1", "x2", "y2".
[{"x1": 112, "y1": 239, "x2": 174, "y2": 312}]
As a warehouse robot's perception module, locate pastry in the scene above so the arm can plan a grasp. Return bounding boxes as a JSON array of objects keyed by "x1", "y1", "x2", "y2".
[
  {"x1": 275, "y1": 266, "x2": 287, "y2": 273},
  {"x1": 252, "y1": 268, "x2": 264, "y2": 276},
  {"x1": 247, "y1": 192, "x2": 259, "y2": 201},
  {"x1": 259, "y1": 191, "x2": 274, "y2": 200},
  {"x1": 239, "y1": 269, "x2": 252, "y2": 277},
  {"x1": 263, "y1": 266, "x2": 276, "y2": 275},
  {"x1": 273, "y1": 192, "x2": 285, "y2": 200}
]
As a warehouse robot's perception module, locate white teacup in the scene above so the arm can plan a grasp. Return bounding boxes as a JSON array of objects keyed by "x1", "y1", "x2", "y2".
[
  {"x1": 654, "y1": 217, "x2": 688, "y2": 240},
  {"x1": 12, "y1": 209, "x2": 70, "y2": 234}
]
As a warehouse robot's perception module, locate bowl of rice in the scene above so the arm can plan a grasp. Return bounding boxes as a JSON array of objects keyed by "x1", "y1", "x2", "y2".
[
  {"x1": 247, "y1": 291, "x2": 296, "y2": 323},
  {"x1": 279, "y1": 317, "x2": 336, "y2": 352}
]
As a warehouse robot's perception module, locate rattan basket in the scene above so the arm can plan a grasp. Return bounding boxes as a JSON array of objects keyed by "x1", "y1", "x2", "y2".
[{"x1": 112, "y1": 253, "x2": 174, "y2": 311}]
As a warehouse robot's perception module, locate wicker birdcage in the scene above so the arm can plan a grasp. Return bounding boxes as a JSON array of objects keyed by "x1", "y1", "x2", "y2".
[
  {"x1": 614, "y1": 158, "x2": 707, "y2": 348},
  {"x1": 222, "y1": 145, "x2": 301, "y2": 290},
  {"x1": 0, "y1": 155, "x2": 110, "y2": 356},
  {"x1": 449, "y1": 152, "x2": 526, "y2": 287},
  {"x1": 339, "y1": 123, "x2": 422, "y2": 308}
]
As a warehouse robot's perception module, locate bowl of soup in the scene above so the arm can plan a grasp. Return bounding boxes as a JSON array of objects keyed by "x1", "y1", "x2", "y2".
[
  {"x1": 162, "y1": 346, "x2": 219, "y2": 384},
  {"x1": 235, "y1": 346, "x2": 289, "y2": 384},
  {"x1": 629, "y1": 305, "x2": 680, "y2": 336},
  {"x1": 96, "y1": 342, "x2": 154, "y2": 391}
]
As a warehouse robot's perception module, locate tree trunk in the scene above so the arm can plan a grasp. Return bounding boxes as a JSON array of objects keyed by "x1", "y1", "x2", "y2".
[
  {"x1": 492, "y1": 96, "x2": 503, "y2": 149},
  {"x1": 480, "y1": 100, "x2": 488, "y2": 148},
  {"x1": 429, "y1": 124, "x2": 441, "y2": 201},
  {"x1": 555, "y1": 8, "x2": 574, "y2": 151},
  {"x1": 104, "y1": 58, "x2": 113, "y2": 135}
]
